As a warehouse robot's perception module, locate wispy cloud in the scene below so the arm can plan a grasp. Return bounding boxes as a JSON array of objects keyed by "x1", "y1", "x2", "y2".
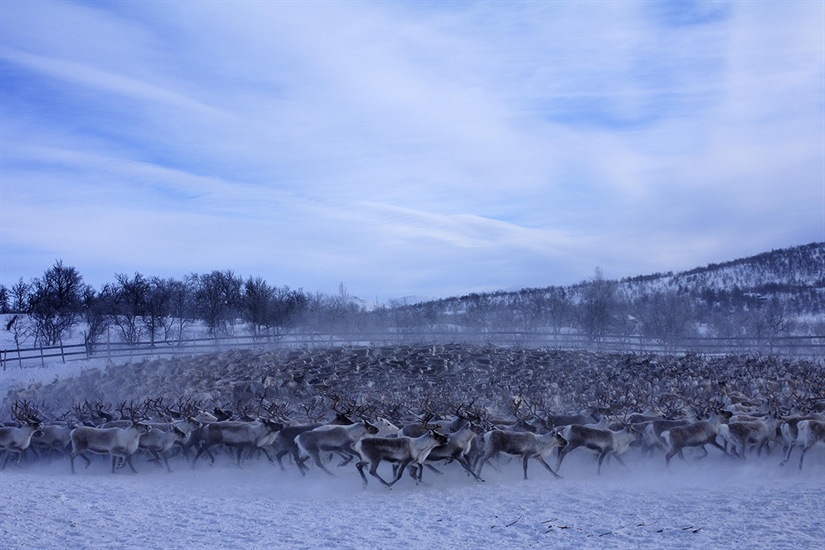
[
  {"x1": 0, "y1": 48, "x2": 225, "y2": 117},
  {"x1": 1, "y1": 0, "x2": 822, "y2": 301}
]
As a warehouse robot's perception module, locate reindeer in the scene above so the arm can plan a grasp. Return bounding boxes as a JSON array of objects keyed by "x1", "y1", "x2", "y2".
[
  {"x1": 192, "y1": 418, "x2": 284, "y2": 467},
  {"x1": 545, "y1": 408, "x2": 601, "y2": 429},
  {"x1": 273, "y1": 396, "x2": 355, "y2": 474},
  {"x1": 640, "y1": 418, "x2": 691, "y2": 455},
  {"x1": 717, "y1": 414, "x2": 778, "y2": 459},
  {"x1": 795, "y1": 419, "x2": 825, "y2": 471},
  {"x1": 475, "y1": 429, "x2": 567, "y2": 480},
  {"x1": 662, "y1": 409, "x2": 732, "y2": 466},
  {"x1": 69, "y1": 423, "x2": 152, "y2": 474},
  {"x1": 356, "y1": 429, "x2": 449, "y2": 488},
  {"x1": 419, "y1": 421, "x2": 486, "y2": 482},
  {"x1": 138, "y1": 425, "x2": 188, "y2": 472},
  {"x1": 779, "y1": 415, "x2": 819, "y2": 466},
  {"x1": 295, "y1": 420, "x2": 379, "y2": 476},
  {"x1": 30, "y1": 421, "x2": 74, "y2": 460},
  {"x1": 0, "y1": 401, "x2": 43, "y2": 469},
  {"x1": 554, "y1": 424, "x2": 641, "y2": 475},
  {"x1": 373, "y1": 417, "x2": 400, "y2": 437}
]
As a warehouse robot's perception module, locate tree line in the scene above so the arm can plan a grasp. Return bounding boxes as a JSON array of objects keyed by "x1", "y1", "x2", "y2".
[{"x1": 1, "y1": 254, "x2": 823, "y2": 353}]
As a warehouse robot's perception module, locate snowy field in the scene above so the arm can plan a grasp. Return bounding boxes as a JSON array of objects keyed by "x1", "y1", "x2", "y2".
[
  {"x1": 1, "y1": 448, "x2": 823, "y2": 549},
  {"x1": 2, "y1": 359, "x2": 824, "y2": 549}
]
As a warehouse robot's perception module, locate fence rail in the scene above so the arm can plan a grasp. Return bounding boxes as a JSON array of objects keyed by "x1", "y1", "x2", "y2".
[{"x1": 2, "y1": 330, "x2": 823, "y2": 371}]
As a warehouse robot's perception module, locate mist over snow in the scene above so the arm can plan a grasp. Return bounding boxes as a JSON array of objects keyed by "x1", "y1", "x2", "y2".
[{"x1": 1, "y1": 436, "x2": 822, "y2": 549}]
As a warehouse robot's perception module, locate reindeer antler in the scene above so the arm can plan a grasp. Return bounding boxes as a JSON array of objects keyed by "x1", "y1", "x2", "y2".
[{"x1": 11, "y1": 399, "x2": 41, "y2": 424}]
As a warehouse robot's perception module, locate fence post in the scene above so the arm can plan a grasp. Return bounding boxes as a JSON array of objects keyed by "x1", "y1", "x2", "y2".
[
  {"x1": 40, "y1": 345, "x2": 45, "y2": 368},
  {"x1": 60, "y1": 341, "x2": 66, "y2": 364}
]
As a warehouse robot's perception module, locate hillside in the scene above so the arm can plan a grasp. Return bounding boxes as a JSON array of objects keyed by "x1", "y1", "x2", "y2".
[
  {"x1": 618, "y1": 242, "x2": 825, "y2": 301},
  {"x1": 395, "y1": 242, "x2": 825, "y2": 341}
]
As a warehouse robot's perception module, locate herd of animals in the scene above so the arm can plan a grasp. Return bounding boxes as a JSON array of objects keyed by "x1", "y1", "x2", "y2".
[
  {"x1": 0, "y1": 396, "x2": 825, "y2": 487},
  {"x1": 0, "y1": 348, "x2": 825, "y2": 487}
]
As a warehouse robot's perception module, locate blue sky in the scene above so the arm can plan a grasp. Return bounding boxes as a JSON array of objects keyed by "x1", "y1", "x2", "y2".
[{"x1": 1, "y1": 1, "x2": 823, "y2": 303}]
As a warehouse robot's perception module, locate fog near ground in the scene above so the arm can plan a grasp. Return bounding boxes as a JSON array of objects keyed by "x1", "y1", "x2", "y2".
[{"x1": 2, "y1": 445, "x2": 823, "y2": 549}]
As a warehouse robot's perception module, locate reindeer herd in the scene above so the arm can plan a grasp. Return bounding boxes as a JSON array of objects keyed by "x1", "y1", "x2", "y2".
[{"x1": 1, "y1": 389, "x2": 824, "y2": 488}]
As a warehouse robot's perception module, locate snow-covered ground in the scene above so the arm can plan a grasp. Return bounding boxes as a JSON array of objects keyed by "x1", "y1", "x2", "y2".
[
  {"x1": 1, "y1": 448, "x2": 823, "y2": 549},
  {"x1": 2, "y1": 359, "x2": 824, "y2": 549}
]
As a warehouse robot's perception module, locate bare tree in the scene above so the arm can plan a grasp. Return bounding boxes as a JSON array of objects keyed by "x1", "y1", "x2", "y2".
[
  {"x1": 195, "y1": 270, "x2": 242, "y2": 336},
  {"x1": 28, "y1": 260, "x2": 84, "y2": 346},
  {"x1": 242, "y1": 276, "x2": 273, "y2": 338},
  {"x1": 464, "y1": 292, "x2": 496, "y2": 332},
  {"x1": 576, "y1": 267, "x2": 618, "y2": 345},
  {"x1": 5, "y1": 314, "x2": 33, "y2": 360},
  {"x1": 81, "y1": 285, "x2": 109, "y2": 355},
  {"x1": 168, "y1": 277, "x2": 196, "y2": 342},
  {"x1": 144, "y1": 277, "x2": 175, "y2": 345},
  {"x1": 268, "y1": 286, "x2": 307, "y2": 336},
  {"x1": 324, "y1": 282, "x2": 362, "y2": 332},
  {"x1": 9, "y1": 278, "x2": 30, "y2": 313},
  {"x1": 545, "y1": 287, "x2": 573, "y2": 335},
  {"x1": 745, "y1": 295, "x2": 792, "y2": 351},
  {"x1": 635, "y1": 290, "x2": 696, "y2": 352},
  {"x1": 111, "y1": 272, "x2": 149, "y2": 347}
]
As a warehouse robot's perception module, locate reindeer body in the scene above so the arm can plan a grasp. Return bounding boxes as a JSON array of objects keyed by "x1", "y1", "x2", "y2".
[
  {"x1": 356, "y1": 430, "x2": 449, "y2": 488},
  {"x1": 555, "y1": 424, "x2": 640, "y2": 475},
  {"x1": 296, "y1": 420, "x2": 379, "y2": 476},
  {"x1": 475, "y1": 429, "x2": 567, "y2": 480},
  {"x1": 70, "y1": 423, "x2": 151, "y2": 473}
]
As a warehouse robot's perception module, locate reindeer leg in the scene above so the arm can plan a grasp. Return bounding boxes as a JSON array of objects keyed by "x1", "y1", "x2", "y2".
[
  {"x1": 314, "y1": 450, "x2": 336, "y2": 476},
  {"x1": 798, "y1": 444, "x2": 812, "y2": 471},
  {"x1": 387, "y1": 459, "x2": 410, "y2": 488},
  {"x1": 780, "y1": 442, "x2": 796, "y2": 466},
  {"x1": 457, "y1": 455, "x2": 485, "y2": 482},
  {"x1": 425, "y1": 463, "x2": 444, "y2": 475},
  {"x1": 611, "y1": 452, "x2": 629, "y2": 470},
  {"x1": 257, "y1": 447, "x2": 275, "y2": 464},
  {"x1": 356, "y1": 460, "x2": 370, "y2": 488},
  {"x1": 535, "y1": 455, "x2": 562, "y2": 479},
  {"x1": 124, "y1": 455, "x2": 138, "y2": 473},
  {"x1": 708, "y1": 438, "x2": 729, "y2": 457},
  {"x1": 475, "y1": 450, "x2": 495, "y2": 477},
  {"x1": 370, "y1": 460, "x2": 397, "y2": 488},
  {"x1": 555, "y1": 443, "x2": 576, "y2": 471},
  {"x1": 409, "y1": 464, "x2": 421, "y2": 483},
  {"x1": 665, "y1": 447, "x2": 679, "y2": 467},
  {"x1": 274, "y1": 449, "x2": 289, "y2": 471},
  {"x1": 337, "y1": 443, "x2": 359, "y2": 468},
  {"x1": 596, "y1": 450, "x2": 608, "y2": 475}
]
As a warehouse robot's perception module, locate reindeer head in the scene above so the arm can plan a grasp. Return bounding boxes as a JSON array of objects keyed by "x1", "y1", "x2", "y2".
[
  {"x1": 429, "y1": 429, "x2": 449, "y2": 446},
  {"x1": 11, "y1": 400, "x2": 42, "y2": 427},
  {"x1": 363, "y1": 420, "x2": 379, "y2": 435}
]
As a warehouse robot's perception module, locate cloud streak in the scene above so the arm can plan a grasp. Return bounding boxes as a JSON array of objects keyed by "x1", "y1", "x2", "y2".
[{"x1": 1, "y1": 0, "x2": 823, "y2": 302}]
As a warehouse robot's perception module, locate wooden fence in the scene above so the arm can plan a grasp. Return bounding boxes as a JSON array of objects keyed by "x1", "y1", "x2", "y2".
[{"x1": 2, "y1": 330, "x2": 823, "y2": 371}]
